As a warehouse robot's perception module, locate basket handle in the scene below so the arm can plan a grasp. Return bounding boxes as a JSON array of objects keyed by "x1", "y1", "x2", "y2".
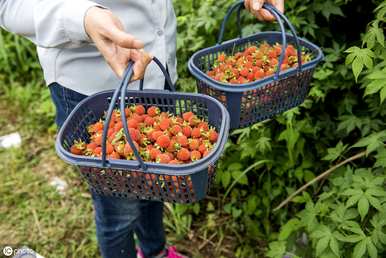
[
  {"x1": 217, "y1": 1, "x2": 303, "y2": 79},
  {"x1": 118, "y1": 57, "x2": 176, "y2": 170},
  {"x1": 101, "y1": 62, "x2": 135, "y2": 168},
  {"x1": 264, "y1": 3, "x2": 303, "y2": 72},
  {"x1": 139, "y1": 57, "x2": 176, "y2": 91}
]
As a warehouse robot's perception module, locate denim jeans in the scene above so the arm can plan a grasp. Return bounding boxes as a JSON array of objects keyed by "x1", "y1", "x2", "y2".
[{"x1": 49, "y1": 83, "x2": 166, "y2": 258}]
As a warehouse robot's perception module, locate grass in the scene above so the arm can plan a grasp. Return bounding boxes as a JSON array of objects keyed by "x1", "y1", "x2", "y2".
[{"x1": 0, "y1": 83, "x2": 237, "y2": 258}]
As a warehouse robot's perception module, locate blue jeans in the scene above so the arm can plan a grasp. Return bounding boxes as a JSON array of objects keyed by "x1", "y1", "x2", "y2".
[{"x1": 49, "y1": 83, "x2": 166, "y2": 258}]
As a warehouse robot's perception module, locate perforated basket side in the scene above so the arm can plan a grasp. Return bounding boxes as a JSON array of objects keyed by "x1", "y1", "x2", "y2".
[
  {"x1": 189, "y1": 32, "x2": 323, "y2": 93},
  {"x1": 56, "y1": 90, "x2": 230, "y2": 202}
]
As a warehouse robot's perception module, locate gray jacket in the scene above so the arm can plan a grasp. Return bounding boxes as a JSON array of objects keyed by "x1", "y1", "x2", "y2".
[{"x1": 0, "y1": 0, "x2": 177, "y2": 95}]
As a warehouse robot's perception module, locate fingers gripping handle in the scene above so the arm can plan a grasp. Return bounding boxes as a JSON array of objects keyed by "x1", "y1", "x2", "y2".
[{"x1": 217, "y1": 1, "x2": 303, "y2": 79}]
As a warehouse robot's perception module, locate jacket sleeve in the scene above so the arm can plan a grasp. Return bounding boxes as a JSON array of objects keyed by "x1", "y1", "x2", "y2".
[{"x1": 0, "y1": 0, "x2": 101, "y2": 48}]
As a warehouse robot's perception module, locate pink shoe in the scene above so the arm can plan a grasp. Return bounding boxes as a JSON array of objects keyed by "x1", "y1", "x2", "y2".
[
  {"x1": 137, "y1": 246, "x2": 187, "y2": 258},
  {"x1": 166, "y1": 246, "x2": 188, "y2": 258}
]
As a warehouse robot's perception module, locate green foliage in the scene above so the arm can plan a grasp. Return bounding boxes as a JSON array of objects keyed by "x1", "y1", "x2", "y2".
[
  {"x1": 0, "y1": 0, "x2": 385, "y2": 257},
  {"x1": 267, "y1": 167, "x2": 386, "y2": 258},
  {"x1": 174, "y1": 0, "x2": 386, "y2": 257}
]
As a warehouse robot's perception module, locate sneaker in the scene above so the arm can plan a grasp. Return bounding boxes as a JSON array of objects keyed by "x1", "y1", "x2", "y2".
[{"x1": 137, "y1": 246, "x2": 188, "y2": 258}]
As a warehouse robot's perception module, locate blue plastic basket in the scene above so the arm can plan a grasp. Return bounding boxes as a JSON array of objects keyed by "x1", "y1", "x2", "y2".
[
  {"x1": 188, "y1": 1, "x2": 323, "y2": 129},
  {"x1": 56, "y1": 58, "x2": 230, "y2": 203}
]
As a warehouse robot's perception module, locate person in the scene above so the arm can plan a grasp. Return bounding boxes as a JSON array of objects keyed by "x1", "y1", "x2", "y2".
[{"x1": 0, "y1": 0, "x2": 284, "y2": 257}]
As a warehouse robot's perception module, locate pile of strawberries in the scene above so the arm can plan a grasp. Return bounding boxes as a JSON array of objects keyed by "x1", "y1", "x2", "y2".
[
  {"x1": 70, "y1": 105, "x2": 218, "y2": 165},
  {"x1": 206, "y1": 42, "x2": 312, "y2": 84}
]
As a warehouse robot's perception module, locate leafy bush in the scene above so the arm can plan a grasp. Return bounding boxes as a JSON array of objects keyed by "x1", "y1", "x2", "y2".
[
  {"x1": 173, "y1": 0, "x2": 385, "y2": 257},
  {"x1": 0, "y1": 0, "x2": 385, "y2": 257},
  {"x1": 267, "y1": 167, "x2": 386, "y2": 258}
]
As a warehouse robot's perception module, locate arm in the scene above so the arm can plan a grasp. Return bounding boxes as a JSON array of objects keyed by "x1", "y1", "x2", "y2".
[
  {"x1": 0, "y1": 0, "x2": 150, "y2": 78},
  {"x1": 0, "y1": 0, "x2": 99, "y2": 48}
]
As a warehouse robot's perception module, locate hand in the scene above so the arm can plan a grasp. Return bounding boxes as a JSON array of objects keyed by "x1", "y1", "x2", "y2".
[
  {"x1": 244, "y1": 0, "x2": 284, "y2": 21},
  {"x1": 84, "y1": 7, "x2": 152, "y2": 80}
]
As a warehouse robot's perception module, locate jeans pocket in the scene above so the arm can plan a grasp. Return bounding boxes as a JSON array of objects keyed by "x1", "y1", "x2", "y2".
[{"x1": 49, "y1": 83, "x2": 87, "y2": 128}]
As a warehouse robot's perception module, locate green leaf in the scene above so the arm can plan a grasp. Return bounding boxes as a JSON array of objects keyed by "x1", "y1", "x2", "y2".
[
  {"x1": 358, "y1": 197, "x2": 369, "y2": 221},
  {"x1": 353, "y1": 239, "x2": 367, "y2": 258},
  {"x1": 278, "y1": 219, "x2": 300, "y2": 241},
  {"x1": 231, "y1": 170, "x2": 248, "y2": 185},
  {"x1": 345, "y1": 47, "x2": 375, "y2": 81},
  {"x1": 329, "y1": 236, "x2": 340, "y2": 257},
  {"x1": 352, "y1": 58, "x2": 364, "y2": 81},
  {"x1": 221, "y1": 171, "x2": 231, "y2": 188},
  {"x1": 367, "y1": 237, "x2": 378, "y2": 258},
  {"x1": 380, "y1": 87, "x2": 386, "y2": 103},
  {"x1": 352, "y1": 131, "x2": 386, "y2": 154},
  {"x1": 316, "y1": 236, "x2": 330, "y2": 257},
  {"x1": 374, "y1": 148, "x2": 386, "y2": 168},
  {"x1": 367, "y1": 196, "x2": 382, "y2": 211},
  {"x1": 322, "y1": 141, "x2": 348, "y2": 161}
]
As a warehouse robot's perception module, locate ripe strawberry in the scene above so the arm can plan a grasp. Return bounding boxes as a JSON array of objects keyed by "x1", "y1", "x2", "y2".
[
  {"x1": 247, "y1": 72, "x2": 254, "y2": 81},
  {"x1": 174, "y1": 116, "x2": 184, "y2": 125},
  {"x1": 156, "y1": 135, "x2": 170, "y2": 148},
  {"x1": 144, "y1": 116, "x2": 155, "y2": 126},
  {"x1": 107, "y1": 128, "x2": 115, "y2": 138},
  {"x1": 149, "y1": 148, "x2": 161, "y2": 160},
  {"x1": 88, "y1": 121, "x2": 103, "y2": 133},
  {"x1": 167, "y1": 139, "x2": 181, "y2": 152},
  {"x1": 240, "y1": 68, "x2": 249, "y2": 77},
  {"x1": 188, "y1": 115, "x2": 200, "y2": 126},
  {"x1": 198, "y1": 143, "x2": 207, "y2": 154},
  {"x1": 93, "y1": 147, "x2": 102, "y2": 157},
  {"x1": 265, "y1": 68, "x2": 274, "y2": 76},
  {"x1": 151, "y1": 130, "x2": 163, "y2": 142},
  {"x1": 106, "y1": 142, "x2": 114, "y2": 154},
  {"x1": 124, "y1": 107, "x2": 132, "y2": 117},
  {"x1": 93, "y1": 133, "x2": 103, "y2": 146},
  {"x1": 191, "y1": 128, "x2": 202, "y2": 138},
  {"x1": 159, "y1": 118, "x2": 171, "y2": 131},
  {"x1": 268, "y1": 49, "x2": 278, "y2": 58},
  {"x1": 127, "y1": 119, "x2": 138, "y2": 129},
  {"x1": 169, "y1": 159, "x2": 180, "y2": 164},
  {"x1": 70, "y1": 141, "x2": 85, "y2": 155},
  {"x1": 156, "y1": 153, "x2": 171, "y2": 164},
  {"x1": 281, "y1": 63, "x2": 289, "y2": 71},
  {"x1": 114, "y1": 121, "x2": 123, "y2": 132},
  {"x1": 124, "y1": 142, "x2": 139, "y2": 157},
  {"x1": 197, "y1": 121, "x2": 209, "y2": 131},
  {"x1": 166, "y1": 152, "x2": 174, "y2": 161},
  {"x1": 132, "y1": 113, "x2": 144, "y2": 123},
  {"x1": 208, "y1": 130, "x2": 218, "y2": 143},
  {"x1": 177, "y1": 148, "x2": 190, "y2": 161},
  {"x1": 245, "y1": 46, "x2": 257, "y2": 55},
  {"x1": 218, "y1": 53, "x2": 226, "y2": 62},
  {"x1": 254, "y1": 68, "x2": 264, "y2": 80},
  {"x1": 133, "y1": 105, "x2": 145, "y2": 115},
  {"x1": 182, "y1": 111, "x2": 194, "y2": 121},
  {"x1": 182, "y1": 126, "x2": 192, "y2": 137},
  {"x1": 170, "y1": 125, "x2": 182, "y2": 135},
  {"x1": 114, "y1": 141, "x2": 125, "y2": 156},
  {"x1": 86, "y1": 142, "x2": 98, "y2": 151},
  {"x1": 128, "y1": 128, "x2": 140, "y2": 142},
  {"x1": 189, "y1": 138, "x2": 200, "y2": 151},
  {"x1": 159, "y1": 112, "x2": 170, "y2": 119},
  {"x1": 147, "y1": 106, "x2": 160, "y2": 117},
  {"x1": 108, "y1": 119, "x2": 115, "y2": 129},
  {"x1": 191, "y1": 150, "x2": 202, "y2": 161},
  {"x1": 176, "y1": 134, "x2": 188, "y2": 147},
  {"x1": 285, "y1": 45, "x2": 296, "y2": 57},
  {"x1": 109, "y1": 151, "x2": 121, "y2": 159}
]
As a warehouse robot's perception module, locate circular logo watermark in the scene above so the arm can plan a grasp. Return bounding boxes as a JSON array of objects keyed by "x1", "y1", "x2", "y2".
[{"x1": 3, "y1": 246, "x2": 13, "y2": 256}]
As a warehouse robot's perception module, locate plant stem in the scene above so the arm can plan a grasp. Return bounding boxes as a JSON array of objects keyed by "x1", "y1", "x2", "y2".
[{"x1": 272, "y1": 150, "x2": 367, "y2": 212}]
